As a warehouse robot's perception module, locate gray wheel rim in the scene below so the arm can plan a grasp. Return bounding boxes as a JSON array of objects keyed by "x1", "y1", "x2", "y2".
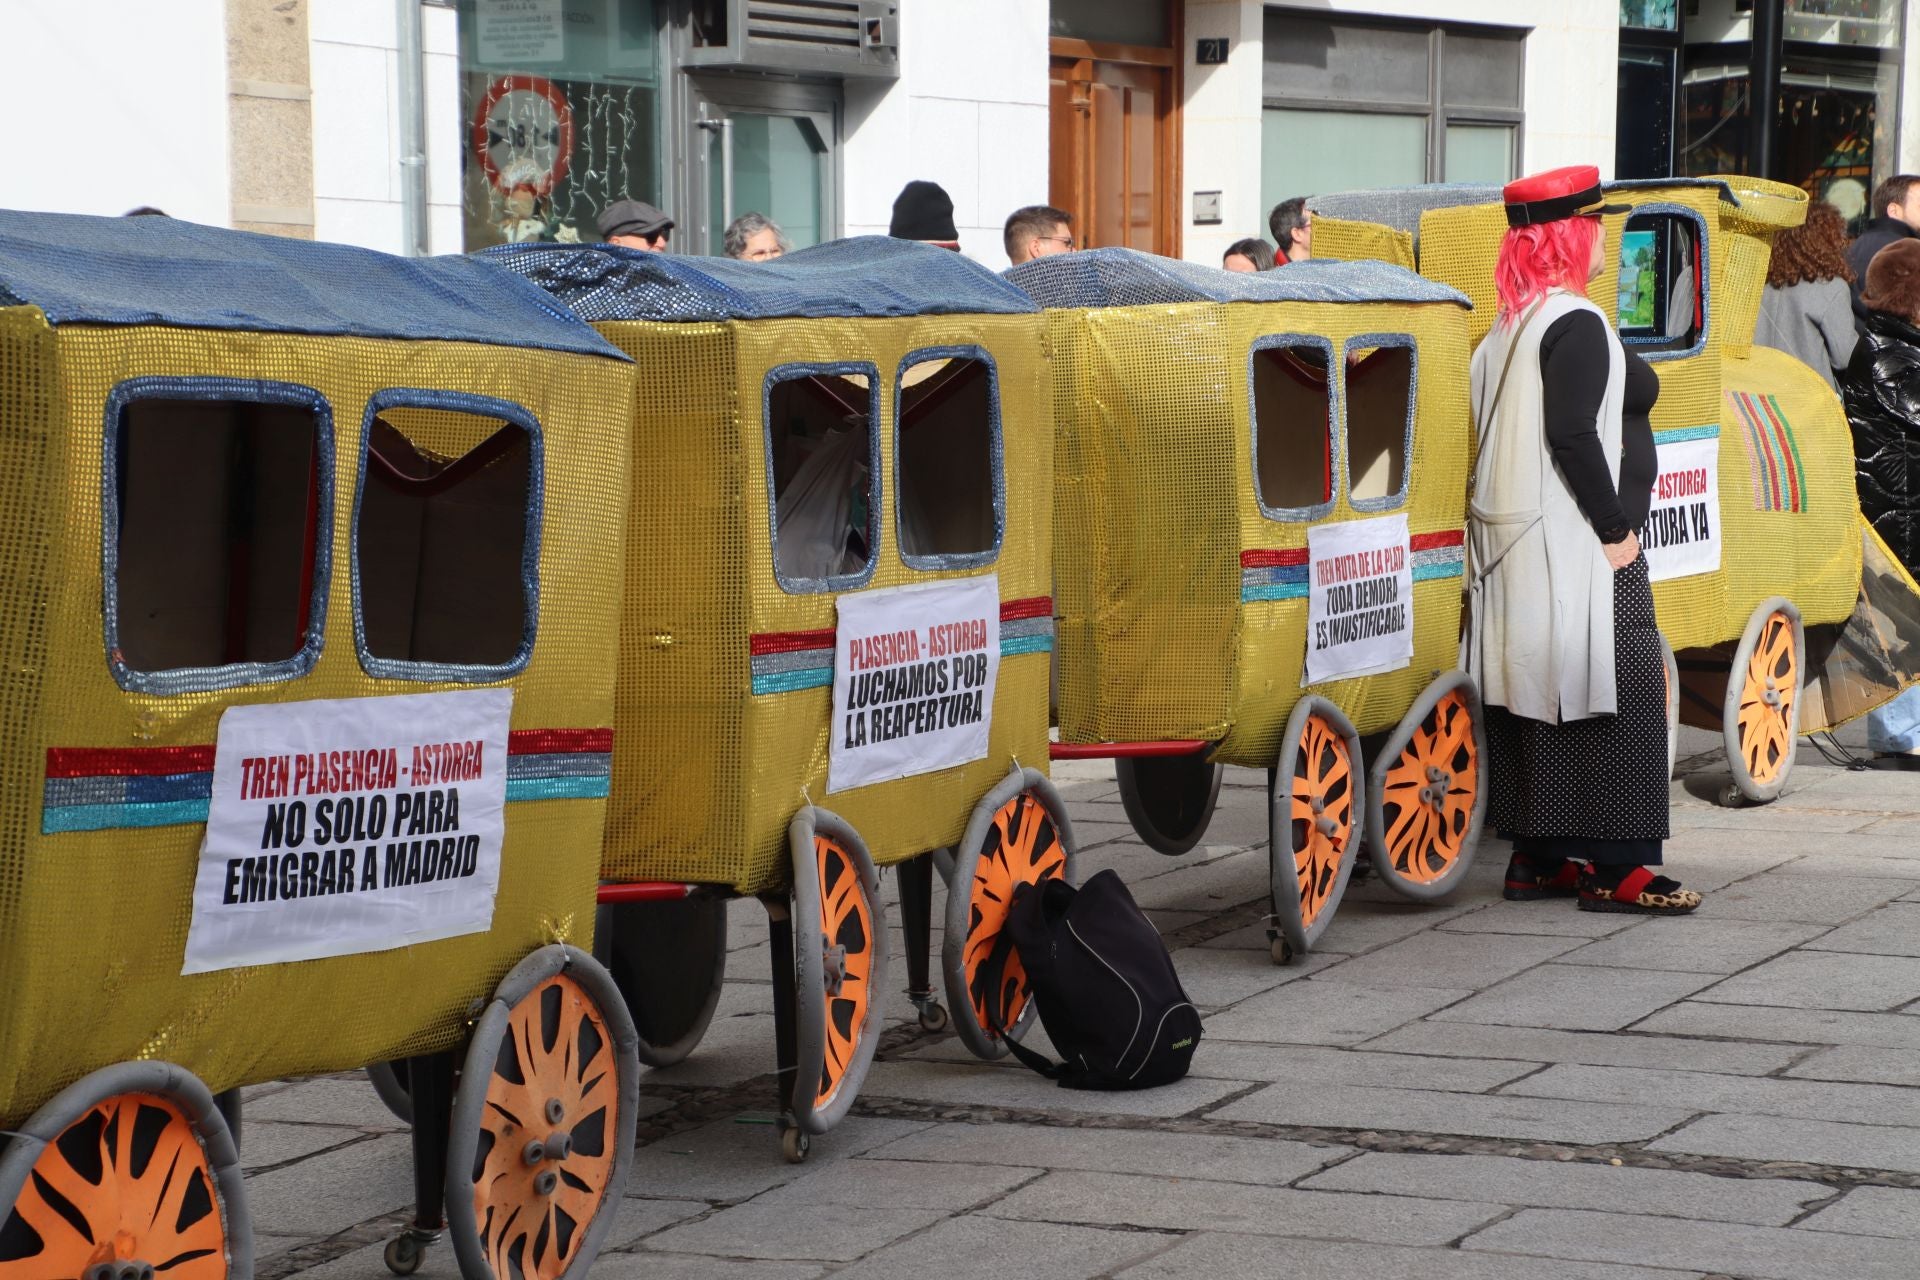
[
  {"x1": 1363, "y1": 670, "x2": 1487, "y2": 902},
  {"x1": 789, "y1": 807, "x2": 889, "y2": 1135},
  {"x1": 1721, "y1": 596, "x2": 1804, "y2": 803},
  {"x1": 0, "y1": 1060, "x2": 252, "y2": 1279},
  {"x1": 1269, "y1": 696, "x2": 1365, "y2": 957},
  {"x1": 365, "y1": 1060, "x2": 413, "y2": 1125},
  {"x1": 1115, "y1": 754, "x2": 1222, "y2": 855},
  {"x1": 594, "y1": 895, "x2": 728, "y2": 1068},
  {"x1": 1662, "y1": 633, "x2": 1680, "y2": 782},
  {"x1": 941, "y1": 766, "x2": 1078, "y2": 1060},
  {"x1": 445, "y1": 944, "x2": 638, "y2": 1280}
]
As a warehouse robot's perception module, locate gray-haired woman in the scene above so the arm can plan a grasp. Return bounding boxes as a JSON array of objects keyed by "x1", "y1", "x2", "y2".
[{"x1": 724, "y1": 212, "x2": 790, "y2": 261}]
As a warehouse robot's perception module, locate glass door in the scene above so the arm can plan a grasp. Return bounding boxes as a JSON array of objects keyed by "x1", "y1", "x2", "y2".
[{"x1": 688, "y1": 78, "x2": 837, "y2": 257}]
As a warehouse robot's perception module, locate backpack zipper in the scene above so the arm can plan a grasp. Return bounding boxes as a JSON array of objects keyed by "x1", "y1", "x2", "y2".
[{"x1": 1066, "y1": 918, "x2": 1143, "y2": 1072}]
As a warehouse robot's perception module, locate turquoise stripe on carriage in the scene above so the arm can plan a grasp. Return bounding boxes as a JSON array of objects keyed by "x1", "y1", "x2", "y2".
[
  {"x1": 751, "y1": 666, "x2": 834, "y2": 695},
  {"x1": 43, "y1": 798, "x2": 212, "y2": 833},
  {"x1": 1002, "y1": 632, "x2": 1053, "y2": 656},
  {"x1": 506, "y1": 775, "x2": 611, "y2": 802},
  {"x1": 1653, "y1": 423, "x2": 1720, "y2": 444},
  {"x1": 1412, "y1": 560, "x2": 1465, "y2": 582},
  {"x1": 1242, "y1": 581, "x2": 1311, "y2": 603}
]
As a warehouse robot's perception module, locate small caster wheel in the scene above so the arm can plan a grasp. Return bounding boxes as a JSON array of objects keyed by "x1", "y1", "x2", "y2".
[
  {"x1": 917, "y1": 1002, "x2": 950, "y2": 1033},
  {"x1": 1717, "y1": 783, "x2": 1745, "y2": 809},
  {"x1": 781, "y1": 1126, "x2": 812, "y2": 1164},
  {"x1": 385, "y1": 1234, "x2": 425, "y2": 1276},
  {"x1": 1269, "y1": 935, "x2": 1295, "y2": 966}
]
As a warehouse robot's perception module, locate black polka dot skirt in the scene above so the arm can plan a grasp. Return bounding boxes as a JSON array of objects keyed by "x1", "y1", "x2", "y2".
[{"x1": 1485, "y1": 553, "x2": 1672, "y2": 850}]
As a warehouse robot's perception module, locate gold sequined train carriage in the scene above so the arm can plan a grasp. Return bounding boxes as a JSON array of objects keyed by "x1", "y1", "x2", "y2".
[
  {"x1": 1004, "y1": 249, "x2": 1484, "y2": 963},
  {"x1": 1311, "y1": 175, "x2": 1920, "y2": 805},
  {"x1": 0, "y1": 213, "x2": 645, "y2": 1279}
]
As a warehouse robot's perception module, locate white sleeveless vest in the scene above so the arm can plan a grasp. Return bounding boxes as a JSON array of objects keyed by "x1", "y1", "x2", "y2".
[{"x1": 1461, "y1": 289, "x2": 1625, "y2": 723}]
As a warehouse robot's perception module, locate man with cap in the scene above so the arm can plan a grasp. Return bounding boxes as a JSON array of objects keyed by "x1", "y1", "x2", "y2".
[
  {"x1": 889, "y1": 180, "x2": 960, "y2": 251},
  {"x1": 1465, "y1": 164, "x2": 1701, "y2": 918},
  {"x1": 597, "y1": 199, "x2": 674, "y2": 251}
]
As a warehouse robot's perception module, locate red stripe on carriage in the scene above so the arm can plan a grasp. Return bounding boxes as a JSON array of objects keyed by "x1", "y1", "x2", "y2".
[
  {"x1": 1410, "y1": 529, "x2": 1466, "y2": 551},
  {"x1": 48, "y1": 729, "x2": 610, "y2": 779},
  {"x1": 45, "y1": 745, "x2": 216, "y2": 778},
  {"x1": 1000, "y1": 596, "x2": 1053, "y2": 621},
  {"x1": 1240, "y1": 548, "x2": 1309, "y2": 568},
  {"x1": 749, "y1": 628, "x2": 838, "y2": 656},
  {"x1": 507, "y1": 728, "x2": 613, "y2": 755}
]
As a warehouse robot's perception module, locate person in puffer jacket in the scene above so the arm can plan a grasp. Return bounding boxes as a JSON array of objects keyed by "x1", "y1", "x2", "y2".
[{"x1": 1840, "y1": 238, "x2": 1920, "y2": 755}]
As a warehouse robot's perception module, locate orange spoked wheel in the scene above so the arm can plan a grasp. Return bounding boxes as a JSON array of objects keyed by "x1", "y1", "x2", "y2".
[
  {"x1": 1365, "y1": 672, "x2": 1487, "y2": 903},
  {"x1": 445, "y1": 945, "x2": 638, "y2": 1280},
  {"x1": 1722, "y1": 598, "x2": 1804, "y2": 803},
  {"x1": 0, "y1": 1063, "x2": 248, "y2": 1280},
  {"x1": 788, "y1": 808, "x2": 887, "y2": 1140},
  {"x1": 1268, "y1": 697, "x2": 1364, "y2": 965},
  {"x1": 943, "y1": 768, "x2": 1077, "y2": 1060}
]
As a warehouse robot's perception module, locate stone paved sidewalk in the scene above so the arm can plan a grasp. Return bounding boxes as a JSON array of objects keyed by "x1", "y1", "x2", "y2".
[{"x1": 247, "y1": 731, "x2": 1920, "y2": 1279}]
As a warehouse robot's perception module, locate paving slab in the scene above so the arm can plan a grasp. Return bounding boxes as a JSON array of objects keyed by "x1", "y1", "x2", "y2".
[
  {"x1": 1429, "y1": 964, "x2": 1719, "y2": 1031},
  {"x1": 980, "y1": 1170, "x2": 1505, "y2": 1245},
  {"x1": 1362, "y1": 1020, "x2": 1805, "y2": 1075},
  {"x1": 1166, "y1": 943, "x2": 1336, "y2": 1007},
  {"x1": 1437, "y1": 900, "x2": 1647, "y2": 938},
  {"x1": 749, "y1": 1157, "x2": 1034, "y2": 1209},
  {"x1": 1785, "y1": 1043, "x2": 1920, "y2": 1086},
  {"x1": 1199, "y1": 898, "x2": 1475, "y2": 955},
  {"x1": 1795, "y1": 1186, "x2": 1920, "y2": 1239},
  {"x1": 1771, "y1": 853, "x2": 1920, "y2": 880},
  {"x1": 1553, "y1": 917, "x2": 1827, "y2": 974},
  {"x1": 1666, "y1": 804, "x2": 1876, "y2": 834},
  {"x1": 1501, "y1": 1062, "x2": 1920, "y2": 1127},
  {"x1": 1117, "y1": 1233, "x2": 1705, "y2": 1280},
  {"x1": 1207, "y1": 1080, "x2": 1692, "y2": 1143},
  {"x1": 859, "y1": 1059, "x2": 1251, "y2": 1118},
  {"x1": 826, "y1": 1213, "x2": 1179, "y2": 1280},
  {"x1": 866, "y1": 1119, "x2": 1352, "y2": 1185},
  {"x1": 1692, "y1": 950, "x2": 1920, "y2": 1011},
  {"x1": 1301, "y1": 1151, "x2": 1830, "y2": 1225},
  {"x1": 284, "y1": 1240, "x2": 460, "y2": 1280},
  {"x1": 1645, "y1": 845, "x2": 1807, "y2": 893},
  {"x1": 1690, "y1": 872, "x2": 1910, "y2": 924},
  {"x1": 1803, "y1": 903, "x2": 1920, "y2": 956},
  {"x1": 1186, "y1": 1041, "x2": 1538, "y2": 1091},
  {"x1": 237, "y1": 1120, "x2": 366, "y2": 1172},
  {"x1": 243, "y1": 1132, "x2": 413, "y2": 1237},
  {"x1": 1310, "y1": 929, "x2": 1586, "y2": 989},
  {"x1": 601, "y1": 1198, "x2": 711, "y2": 1250},
  {"x1": 589, "y1": 1256, "x2": 825, "y2": 1280},
  {"x1": 1202, "y1": 979, "x2": 1472, "y2": 1044},
  {"x1": 1121, "y1": 848, "x2": 1269, "y2": 912},
  {"x1": 245, "y1": 1075, "x2": 406, "y2": 1130},
  {"x1": 627, "y1": 1115, "x2": 931, "y2": 1203},
  {"x1": 1633, "y1": 1001, "x2": 1920, "y2": 1049},
  {"x1": 1777, "y1": 766, "x2": 1920, "y2": 811},
  {"x1": 1463, "y1": 1207, "x2": 1919, "y2": 1280},
  {"x1": 637, "y1": 1012, "x2": 777, "y2": 1088},
  {"x1": 1647, "y1": 1113, "x2": 1920, "y2": 1175},
  {"x1": 644, "y1": 1203, "x2": 946, "y2": 1261}
]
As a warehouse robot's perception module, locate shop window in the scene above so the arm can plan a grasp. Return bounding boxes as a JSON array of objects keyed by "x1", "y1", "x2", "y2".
[
  {"x1": 1618, "y1": 209, "x2": 1706, "y2": 354},
  {"x1": 355, "y1": 394, "x2": 539, "y2": 679},
  {"x1": 1250, "y1": 339, "x2": 1336, "y2": 519},
  {"x1": 765, "y1": 365, "x2": 879, "y2": 590},
  {"x1": 108, "y1": 381, "x2": 329, "y2": 691},
  {"x1": 1344, "y1": 339, "x2": 1415, "y2": 509},
  {"x1": 895, "y1": 352, "x2": 1002, "y2": 569}
]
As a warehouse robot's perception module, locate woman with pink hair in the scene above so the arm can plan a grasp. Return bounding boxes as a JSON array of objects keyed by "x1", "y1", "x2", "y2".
[{"x1": 1464, "y1": 165, "x2": 1700, "y2": 916}]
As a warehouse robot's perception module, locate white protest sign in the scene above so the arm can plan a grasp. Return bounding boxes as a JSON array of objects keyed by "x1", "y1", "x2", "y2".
[
  {"x1": 1305, "y1": 513, "x2": 1414, "y2": 685},
  {"x1": 182, "y1": 688, "x2": 512, "y2": 975},
  {"x1": 476, "y1": 0, "x2": 564, "y2": 63},
  {"x1": 829, "y1": 576, "x2": 1000, "y2": 793},
  {"x1": 1639, "y1": 434, "x2": 1721, "y2": 582}
]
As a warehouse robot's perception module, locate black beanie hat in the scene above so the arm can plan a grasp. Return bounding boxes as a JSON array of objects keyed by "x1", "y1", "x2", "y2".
[{"x1": 889, "y1": 180, "x2": 958, "y2": 242}]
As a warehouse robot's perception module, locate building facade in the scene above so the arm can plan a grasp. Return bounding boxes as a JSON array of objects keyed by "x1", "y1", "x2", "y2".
[{"x1": 7, "y1": 1, "x2": 1920, "y2": 270}]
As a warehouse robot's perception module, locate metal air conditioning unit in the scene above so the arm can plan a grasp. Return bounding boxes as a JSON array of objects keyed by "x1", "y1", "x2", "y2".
[{"x1": 687, "y1": 0, "x2": 900, "y2": 79}]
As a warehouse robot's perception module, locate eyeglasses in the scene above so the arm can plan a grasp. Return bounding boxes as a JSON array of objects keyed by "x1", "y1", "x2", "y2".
[{"x1": 1036, "y1": 234, "x2": 1075, "y2": 249}]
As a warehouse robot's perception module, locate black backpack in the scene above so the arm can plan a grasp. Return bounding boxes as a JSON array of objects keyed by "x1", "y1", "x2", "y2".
[{"x1": 986, "y1": 869, "x2": 1202, "y2": 1090}]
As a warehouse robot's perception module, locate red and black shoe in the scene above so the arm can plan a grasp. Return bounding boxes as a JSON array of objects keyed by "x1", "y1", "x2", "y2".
[
  {"x1": 1503, "y1": 852, "x2": 1582, "y2": 901},
  {"x1": 1577, "y1": 865, "x2": 1702, "y2": 915}
]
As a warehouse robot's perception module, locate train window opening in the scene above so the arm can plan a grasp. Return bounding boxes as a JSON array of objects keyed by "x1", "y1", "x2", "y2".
[
  {"x1": 112, "y1": 393, "x2": 323, "y2": 679},
  {"x1": 765, "y1": 366, "x2": 878, "y2": 589},
  {"x1": 896, "y1": 354, "x2": 1002, "y2": 567},
  {"x1": 1250, "y1": 340, "x2": 1335, "y2": 517},
  {"x1": 1344, "y1": 341, "x2": 1414, "y2": 508},
  {"x1": 1618, "y1": 210, "x2": 1704, "y2": 353},
  {"x1": 357, "y1": 399, "x2": 536, "y2": 673}
]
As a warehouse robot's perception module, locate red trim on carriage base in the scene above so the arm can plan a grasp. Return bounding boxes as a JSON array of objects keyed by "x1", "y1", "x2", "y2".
[
  {"x1": 1049, "y1": 740, "x2": 1210, "y2": 760},
  {"x1": 597, "y1": 881, "x2": 702, "y2": 903}
]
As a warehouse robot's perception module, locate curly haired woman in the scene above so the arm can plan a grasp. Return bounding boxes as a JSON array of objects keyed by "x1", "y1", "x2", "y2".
[
  {"x1": 1757, "y1": 200, "x2": 1858, "y2": 391},
  {"x1": 1464, "y1": 166, "x2": 1700, "y2": 916}
]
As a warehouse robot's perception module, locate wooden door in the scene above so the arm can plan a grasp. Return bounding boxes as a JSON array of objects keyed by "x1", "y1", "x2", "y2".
[{"x1": 1050, "y1": 44, "x2": 1178, "y2": 256}]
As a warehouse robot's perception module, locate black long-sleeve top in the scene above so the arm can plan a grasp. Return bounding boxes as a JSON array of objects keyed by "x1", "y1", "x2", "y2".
[{"x1": 1539, "y1": 310, "x2": 1660, "y2": 541}]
